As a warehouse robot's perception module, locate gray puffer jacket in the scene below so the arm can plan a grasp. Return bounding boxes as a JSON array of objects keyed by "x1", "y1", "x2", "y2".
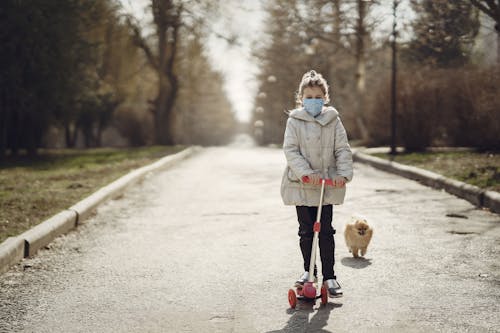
[{"x1": 280, "y1": 106, "x2": 353, "y2": 206}]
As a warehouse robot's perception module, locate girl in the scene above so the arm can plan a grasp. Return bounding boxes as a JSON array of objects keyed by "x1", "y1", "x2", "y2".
[{"x1": 280, "y1": 70, "x2": 353, "y2": 298}]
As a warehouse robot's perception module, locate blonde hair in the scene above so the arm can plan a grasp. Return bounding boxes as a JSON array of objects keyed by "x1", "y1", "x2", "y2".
[{"x1": 295, "y1": 70, "x2": 330, "y2": 106}]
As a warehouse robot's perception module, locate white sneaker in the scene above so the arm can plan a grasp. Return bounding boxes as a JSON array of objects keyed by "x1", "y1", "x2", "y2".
[
  {"x1": 324, "y1": 279, "x2": 343, "y2": 298},
  {"x1": 294, "y1": 272, "x2": 317, "y2": 287}
]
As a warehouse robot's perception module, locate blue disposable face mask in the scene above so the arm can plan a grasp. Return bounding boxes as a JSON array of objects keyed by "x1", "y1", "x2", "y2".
[{"x1": 303, "y1": 98, "x2": 324, "y2": 117}]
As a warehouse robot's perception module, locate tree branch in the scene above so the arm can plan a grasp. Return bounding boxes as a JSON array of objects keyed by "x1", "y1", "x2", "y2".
[
  {"x1": 126, "y1": 16, "x2": 159, "y2": 71},
  {"x1": 182, "y1": 5, "x2": 241, "y2": 46}
]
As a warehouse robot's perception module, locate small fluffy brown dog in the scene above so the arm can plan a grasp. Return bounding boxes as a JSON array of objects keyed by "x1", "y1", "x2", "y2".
[{"x1": 344, "y1": 217, "x2": 373, "y2": 258}]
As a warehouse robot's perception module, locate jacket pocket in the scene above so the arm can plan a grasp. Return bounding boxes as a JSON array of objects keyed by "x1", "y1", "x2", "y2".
[{"x1": 287, "y1": 167, "x2": 300, "y2": 183}]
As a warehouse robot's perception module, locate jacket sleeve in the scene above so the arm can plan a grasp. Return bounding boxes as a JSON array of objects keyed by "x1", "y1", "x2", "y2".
[
  {"x1": 334, "y1": 118, "x2": 353, "y2": 181},
  {"x1": 283, "y1": 118, "x2": 314, "y2": 178}
]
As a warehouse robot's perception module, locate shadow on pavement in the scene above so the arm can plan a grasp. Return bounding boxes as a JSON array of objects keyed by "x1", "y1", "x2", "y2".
[
  {"x1": 266, "y1": 302, "x2": 342, "y2": 333},
  {"x1": 341, "y1": 257, "x2": 372, "y2": 269}
]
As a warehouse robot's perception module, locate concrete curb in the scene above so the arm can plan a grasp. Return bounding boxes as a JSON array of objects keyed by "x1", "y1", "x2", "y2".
[
  {"x1": 484, "y1": 191, "x2": 500, "y2": 214},
  {"x1": 0, "y1": 237, "x2": 24, "y2": 274},
  {"x1": 19, "y1": 210, "x2": 77, "y2": 258},
  {"x1": 0, "y1": 146, "x2": 199, "y2": 273},
  {"x1": 353, "y1": 150, "x2": 499, "y2": 214}
]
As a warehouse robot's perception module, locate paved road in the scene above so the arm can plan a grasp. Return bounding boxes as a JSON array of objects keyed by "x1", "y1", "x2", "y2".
[{"x1": 1, "y1": 143, "x2": 499, "y2": 332}]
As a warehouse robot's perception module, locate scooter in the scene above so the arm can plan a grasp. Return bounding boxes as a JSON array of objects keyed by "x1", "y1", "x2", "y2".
[{"x1": 288, "y1": 176, "x2": 334, "y2": 309}]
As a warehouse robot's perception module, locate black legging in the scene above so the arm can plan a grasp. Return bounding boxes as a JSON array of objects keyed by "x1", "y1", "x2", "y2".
[{"x1": 296, "y1": 205, "x2": 336, "y2": 280}]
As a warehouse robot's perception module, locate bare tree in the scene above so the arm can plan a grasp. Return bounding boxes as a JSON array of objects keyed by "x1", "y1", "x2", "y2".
[
  {"x1": 128, "y1": 0, "x2": 183, "y2": 145},
  {"x1": 127, "y1": 0, "x2": 227, "y2": 145}
]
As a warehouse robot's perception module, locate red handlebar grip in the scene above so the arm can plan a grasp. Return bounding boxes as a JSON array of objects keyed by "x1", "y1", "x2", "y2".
[{"x1": 301, "y1": 176, "x2": 334, "y2": 186}]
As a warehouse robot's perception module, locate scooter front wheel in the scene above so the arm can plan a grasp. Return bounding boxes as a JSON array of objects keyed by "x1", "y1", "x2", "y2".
[
  {"x1": 320, "y1": 285, "x2": 328, "y2": 305},
  {"x1": 288, "y1": 289, "x2": 297, "y2": 309}
]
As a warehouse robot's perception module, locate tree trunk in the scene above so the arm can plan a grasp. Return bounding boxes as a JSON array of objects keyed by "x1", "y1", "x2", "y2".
[
  {"x1": 154, "y1": 78, "x2": 178, "y2": 145},
  {"x1": 165, "y1": 76, "x2": 178, "y2": 144},
  {"x1": 96, "y1": 123, "x2": 103, "y2": 147},
  {"x1": 355, "y1": 0, "x2": 370, "y2": 142},
  {"x1": 24, "y1": 115, "x2": 38, "y2": 157},
  {"x1": 497, "y1": 26, "x2": 500, "y2": 67},
  {"x1": 154, "y1": 76, "x2": 173, "y2": 144},
  {"x1": 0, "y1": 94, "x2": 7, "y2": 160},
  {"x1": 65, "y1": 122, "x2": 78, "y2": 148},
  {"x1": 10, "y1": 111, "x2": 19, "y2": 156}
]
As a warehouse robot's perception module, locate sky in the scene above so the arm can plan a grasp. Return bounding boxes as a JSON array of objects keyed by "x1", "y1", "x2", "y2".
[
  {"x1": 119, "y1": 0, "x2": 265, "y2": 123},
  {"x1": 206, "y1": 2, "x2": 266, "y2": 123}
]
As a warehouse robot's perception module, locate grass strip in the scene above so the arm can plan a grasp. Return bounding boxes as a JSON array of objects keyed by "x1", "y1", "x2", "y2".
[
  {"x1": 372, "y1": 151, "x2": 499, "y2": 192},
  {"x1": 0, "y1": 146, "x2": 185, "y2": 243}
]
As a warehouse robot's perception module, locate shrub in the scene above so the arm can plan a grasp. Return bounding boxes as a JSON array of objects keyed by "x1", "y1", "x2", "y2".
[
  {"x1": 366, "y1": 66, "x2": 500, "y2": 150},
  {"x1": 442, "y1": 68, "x2": 500, "y2": 149},
  {"x1": 113, "y1": 107, "x2": 153, "y2": 146}
]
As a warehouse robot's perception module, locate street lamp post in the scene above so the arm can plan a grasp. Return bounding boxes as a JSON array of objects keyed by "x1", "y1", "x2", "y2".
[{"x1": 390, "y1": 0, "x2": 399, "y2": 155}]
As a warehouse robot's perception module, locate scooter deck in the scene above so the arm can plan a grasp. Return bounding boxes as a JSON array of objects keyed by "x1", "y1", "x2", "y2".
[
  {"x1": 295, "y1": 282, "x2": 320, "y2": 290},
  {"x1": 297, "y1": 294, "x2": 323, "y2": 301},
  {"x1": 295, "y1": 284, "x2": 323, "y2": 300}
]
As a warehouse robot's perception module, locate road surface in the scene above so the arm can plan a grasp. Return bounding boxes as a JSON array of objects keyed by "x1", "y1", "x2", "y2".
[{"x1": 1, "y1": 141, "x2": 499, "y2": 332}]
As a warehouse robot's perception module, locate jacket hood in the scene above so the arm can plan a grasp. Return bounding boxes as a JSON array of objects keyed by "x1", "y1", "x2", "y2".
[{"x1": 289, "y1": 106, "x2": 339, "y2": 126}]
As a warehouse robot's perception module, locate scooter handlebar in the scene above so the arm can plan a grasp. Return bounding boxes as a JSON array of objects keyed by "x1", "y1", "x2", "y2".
[{"x1": 301, "y1": 176, "x2": 335, "y2": 186}]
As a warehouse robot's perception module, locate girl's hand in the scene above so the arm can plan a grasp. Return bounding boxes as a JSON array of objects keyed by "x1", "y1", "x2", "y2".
[
  {"x1": 306, "y1": 173, "x2": 321, "y2": 185},
  {"x1": 333, "y1": 176, "x2": 347, "y2": 188}
]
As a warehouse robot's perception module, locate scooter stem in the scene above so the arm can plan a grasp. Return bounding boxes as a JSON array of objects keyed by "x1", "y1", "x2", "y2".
[{"x1": 307, "y1": 179, "x2": 326, "y2": 283}]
